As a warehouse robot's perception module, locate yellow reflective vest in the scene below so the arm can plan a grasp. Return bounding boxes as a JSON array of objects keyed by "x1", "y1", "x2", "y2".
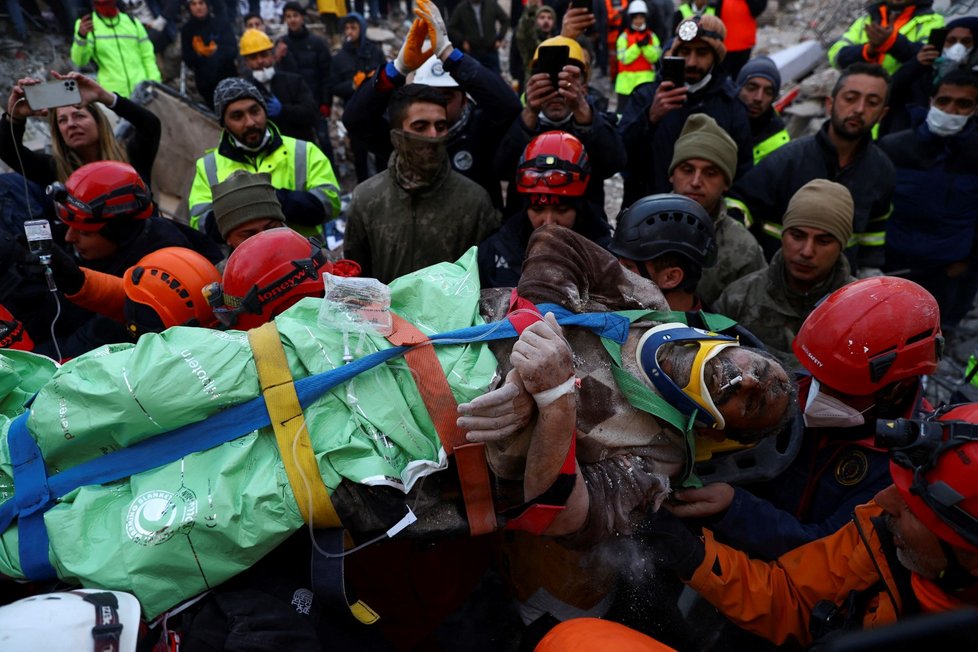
[{"x1": 70, "y1": 13, "x2": 161, "y2": 97}]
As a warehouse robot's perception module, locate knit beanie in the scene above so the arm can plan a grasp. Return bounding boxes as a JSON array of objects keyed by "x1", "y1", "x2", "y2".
[
  {"x1": 212, "y1": 171, "x2": 285, "y2": 240},
  {"x1": 537, "y1": 5, "x2": 556, "y2": 20},
  {"x1": 782, "y1": 179, "x2": 854, "y2": 247},
  {"x1": 672, "y1": 13, "x2": 727, "y2": 63},
  {"x1": 736, "y1": 55, "x2": 781, "y2": 96},
  {"x1": 669, "y1": 113, "x2": 737, "y2": 184},
  {"x1": 212, "y1": 78, "x2": 267, "y2": 125}
]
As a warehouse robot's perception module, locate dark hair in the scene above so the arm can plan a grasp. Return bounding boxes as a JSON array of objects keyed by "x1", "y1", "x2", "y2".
[
  {"x1": 649, "y1": 251, "x2": 702, "y2": 294},
  {"x1": 831, "y1": 62, "x2": 892, "y2": 101},
  {"x1": 933, "y1": 70, "x2": 978, "y2": 96},
  {"x1": 243, "y1": 11, "x2": 263, "y2": 23},
  {"x1": 282, "y1": 1, "x2": 304, "y2": 16},
  {"x1": 388, "y1": 84, "x2": 449, "y2": 129}
]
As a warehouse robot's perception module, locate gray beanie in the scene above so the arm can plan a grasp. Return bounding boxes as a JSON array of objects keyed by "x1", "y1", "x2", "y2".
[
  {"x1": 212, "y1": 171, "x2": 285, "y2": 240},
  {"x1": 783, "y1": 179, "x2": 854, "y2": 246},
  {"x1": 736, "y1": 55, "x2": 782, "y2": 96},
  {"x1": 213, "y1": 77, "x2": 267, "y2": 125},
  {"x1": 669, "y1": 113, "x2": 738, "y2": 184}
]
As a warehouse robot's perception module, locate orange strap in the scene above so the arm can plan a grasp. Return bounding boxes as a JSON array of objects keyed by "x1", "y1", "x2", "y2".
[
  {"x1": 865, "y1": 6, "x2": 913, "y2": 62},
  {"x1": 386, "y1": 312, "x2": 497, "y2": 535}
]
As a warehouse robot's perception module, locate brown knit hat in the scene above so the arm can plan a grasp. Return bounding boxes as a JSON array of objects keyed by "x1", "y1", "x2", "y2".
[
  {"x1": 669, "y1": 113, "x2": 738, "y2": 184},
  {"x1": 212, "y1": 171, "x2": 285, "y2": 240},
  {"x1": 782, "y1": 179, "x2": 854, "y2": 246},
  {"x1": 671, "y1": 13, "x2": 727, "y2": 63}
]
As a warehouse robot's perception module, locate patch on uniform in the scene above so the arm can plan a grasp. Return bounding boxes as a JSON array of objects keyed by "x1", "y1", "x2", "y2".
[
  {"x1": 453, "y1": 150, "x2": 474, "y2": 171},
  {"x1": 835, "y1": 450, "x2": 869, "y2": 486}
]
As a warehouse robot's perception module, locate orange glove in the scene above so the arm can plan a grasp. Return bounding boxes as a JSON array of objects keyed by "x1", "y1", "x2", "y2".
[
  {"x1": 352, "y1": 71, "x2": 367, "y2": 88},
  {"x1": 192, "y1": 35, "x2": 217, "y2": 56},
  {"x1": 394, "y1": 18, "x2": 433, "y2": 74}
]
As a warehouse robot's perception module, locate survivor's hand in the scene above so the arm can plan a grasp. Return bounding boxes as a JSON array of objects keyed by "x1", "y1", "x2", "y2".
[
  {"x1": 510, "y1": 312, "x2": 574, "y2": 400},
  {"x1": 667, "y1": 482, "x2": 735, "y2": 519},
  {"x1": 51, "y1": 70, "x2": 114, "y2": 106},
  {"x1": 458, "y1": 369, "x2": 534, "y2": 443},
  {"x1": 557, "y1": 65, "x2": 591, "y2": 124},
  {"x1": 917, "y1": 43, "x2": 939, "y2": 66},
  {"x1": 865, "y1": 22, "x2": 892, "y2": 51},
  {"x1": 7, "y1": 78, "x2": 45, "y2": 120},
  {"x1": 561, "y1": 7, "x2": 595, "y2": 39},
  {"x1": 648, "y1": 81, "x2": 687, "y2": 124},
  {"x1": 78, "y1": 13, "x2": 94, "y2": 37}
]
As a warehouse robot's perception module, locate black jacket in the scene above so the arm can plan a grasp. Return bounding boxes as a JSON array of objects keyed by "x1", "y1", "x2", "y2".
[
  {"x1": 329, "y1": 14, "x2": 385, "y2": 103},
  {"x1": 280, "y1": 25, "x2": 333, "y2": 106},
  {"x1": 618, "y1": 73, "x2": 753, "y2": 206},
  {"x1": 179, "y1": 14, "x2": 238, "y2": 110},
  {"x1": 729, "y1": 122, "x2": 896, "y2": 269},
  {"x1": 247, "y1": 70, "x2": 319, "y2": 144}
]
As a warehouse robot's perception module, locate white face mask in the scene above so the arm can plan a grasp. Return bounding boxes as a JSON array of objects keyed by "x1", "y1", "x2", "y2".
[
  {"x1": 685, "y1": 72, "x2": 712, "y2": 94},
  {"x1": 926, "y1": 105, "x2": 971, "y2": 137},
  {"x1": 943, "y1": 42, "x2": 973, "y2": 64},
  {"x1": 803, "y1": 378, "x2": 874, "y2": 428},
  {"x1": 252, "y1": 66, "x2": 276, "y2": 83}
]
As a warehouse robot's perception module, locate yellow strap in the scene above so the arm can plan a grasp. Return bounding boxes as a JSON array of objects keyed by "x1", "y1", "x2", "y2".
[
  {"x1": 684, "y1": 338, "x2": 739, "y2": 425},
  {"x1": 248, "y1": 322, "x2": 342, "y2": 529}
]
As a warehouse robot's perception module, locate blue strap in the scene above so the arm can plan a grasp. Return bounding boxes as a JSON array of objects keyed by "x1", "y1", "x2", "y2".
[{"x1": 7, "y1": 412, "x2": 56, "y2": 580}]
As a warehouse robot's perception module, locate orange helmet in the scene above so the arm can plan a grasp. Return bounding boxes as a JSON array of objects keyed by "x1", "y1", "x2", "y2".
[
  {"x1": 516, "y1": 131, "x2": 590, "y2": 197},
  {"x1": 793, "y1": 277, "x2": 942, "y2": 396},
  {"x1": 0, "y1": 304, "x2": 34, "y2": 352},
  {"x1": 218, "y1": 228, "x2": 332, "y2": 330},
  {"x1": 50, "y1": 161, "x2": 154, "y2": 232},
  {"x1": 122, "y1": 247, "x2": 222, "y2": 337}
]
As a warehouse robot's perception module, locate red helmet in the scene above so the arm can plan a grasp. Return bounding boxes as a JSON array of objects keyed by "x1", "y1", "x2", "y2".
[
  {"x1": 122, "y1": 247, "x2": 222, "y2": 337},
  {"x1": 516, "y1": 131, "x2": 590, "y2": 197},
  {"x1": 0, "y1": 304, "x2": 34, "y2": 352},
  {"x1": 50, "y1": 161, "x2": 154, "y2": 231},
  {"x1": 793, "y1": 277, "x2": 942, "y2": 396},
  {"x1": 219, "y1": 228, "x2": 332, "y2": 330},
  {"x1": 889, "y1": 403, "x2": 978, "y2": 553}
]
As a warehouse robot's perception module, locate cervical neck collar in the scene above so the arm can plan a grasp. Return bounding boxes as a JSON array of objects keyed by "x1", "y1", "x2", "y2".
[{"x1": 635, "y1": 323, "x2": 738, "y2": 429}]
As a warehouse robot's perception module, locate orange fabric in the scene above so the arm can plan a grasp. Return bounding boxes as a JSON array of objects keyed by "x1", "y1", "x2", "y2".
[
  {"x1": 719, "y1": 0, "x2": 757, "y2": 51},
  {"x1": 687, "y1": 502, "x2": 902, "y2": 647},
  {"x1": 66, "y1": 268, "x2": 127, "y2": 322},
  {"x1": 911, "y1": 574, "x2": 968, "y2": 614},
  {"x1": 534, "y1": 618, "x2": 677, "y2": 651},
  {"x1": 455, "y1": 442, "x2": 497, "y2": 535},
  {"x1": 869, "y1": 5, "x2": 913, "y2": 62},
  {"x1": 618, "y1": 33, "x2": 655, "y2": 73}
]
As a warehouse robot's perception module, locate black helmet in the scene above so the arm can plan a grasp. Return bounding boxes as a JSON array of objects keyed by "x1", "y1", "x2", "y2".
[{"x1": 608, "y1": 194, "x2": 718, "y2": 268}]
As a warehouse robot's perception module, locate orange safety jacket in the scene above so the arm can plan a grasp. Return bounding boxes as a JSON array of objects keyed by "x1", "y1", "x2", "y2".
[
  {"x1": 66, "y1": 268, "x2": 127, "y2": 323},
  {"x1": 719, "y1": 0, "x2": 757, "y2": 51}
]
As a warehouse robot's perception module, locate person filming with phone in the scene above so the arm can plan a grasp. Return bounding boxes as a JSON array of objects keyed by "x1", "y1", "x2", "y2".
[{"x1": 618, "y1": 14, "x2": 752, "y2": 206}]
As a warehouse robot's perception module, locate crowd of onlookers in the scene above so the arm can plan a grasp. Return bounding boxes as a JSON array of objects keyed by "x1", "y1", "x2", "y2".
[{"x1": 1, "y1": 0, "x2": 978, "y2": 650}]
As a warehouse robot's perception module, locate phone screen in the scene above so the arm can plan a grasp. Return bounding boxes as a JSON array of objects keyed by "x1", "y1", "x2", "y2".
[
  {"x1": 534, "y1": 45, "x2": 571, "y2": 88},
  {"x1": 661, "y1": 57, "x2": 685, "y2": 87},
  {"x1": 569, "y1": 0, "x2": 592, "y2": 12},
  {"x1": 927, "y1": 28, "x2": 950, "y2": 49}
]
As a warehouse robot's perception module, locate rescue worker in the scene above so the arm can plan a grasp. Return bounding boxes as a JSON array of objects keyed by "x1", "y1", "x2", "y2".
[
  {"x1": 615, "y1": 1, "x2": 661, "y2": 111},
  {"x1": 187, "y1": 77, "x2": 341, "y2": 238},
  {"x1": 70, "y1": 0, "x2": 162, "y2": 97},
  {"x1": 618, "y1": 13, "x2": 753, "y2": 205},
  {"x1": 446, "y1": 0, "x2": 510, "y2": 73},
  {"x1": 0, "y1": 305, "x2": 34, "y2": 352},
  {"x1": 609, "y1": 193, "x2": 718, "y2": 312},
  {"x1": 667, "y1": 113, "x2": 765, "y2": 306},
  {"x1": 211, "y1": 170, "x2": 286, "y2": 253},
  {"x1": 645, "y1": 401, "x2": 978, "y2": 648},
  {"x1": 671, "y1": 0, "x2": 714, "y2": 33},
  {"x1": 342, "y1": 0, "x2": 520, "y2": 208},
  {"x1": 736, "y1": 55, "x2": 790, "y2": 164},
  {"x1": 238, "y1": 28, "x2": 319, "y2": 144},
  {"x1": 344, "y1": 84, "x2": 499, "y2": 283},
  {"x1": 281, "y1": 2, "x2": 334, "y2": 153},
  {"x1": 670, "y1": 277, "x2": 942, "y2": 561},
  {"x1": 496, "y1": 35, "x2": 627, "y2": 220},
  {"x1": 828, "y1": 0, "x2": 944, "y2": 75},
  {"x1": 714, "y1": 179, "x2": 855, "y2": 368},
  {"x1": 478, "y1": 131, "x2": 610, "y2": 288},
  {"x1": 728, "y1": 62, "x2": 895, "y2": 273}
]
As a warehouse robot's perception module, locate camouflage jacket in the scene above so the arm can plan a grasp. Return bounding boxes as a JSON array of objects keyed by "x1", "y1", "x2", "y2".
[
  {"x1": 713, "y1": 250, "x2": 854, "y2": 369},
  {"x1": 698, "y1": 202, "x2": 767, "y2": 306}
]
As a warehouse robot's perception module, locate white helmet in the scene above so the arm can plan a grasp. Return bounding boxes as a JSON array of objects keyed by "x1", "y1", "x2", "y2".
[
  {"x1": 627, "y1": 0, "x2": 648, "y2": 15},
  {"x1": 0, "y1": 590, "x2": 142, "y2": 651},
  {"x1": 412, "y1": 55, "x2": 460, "y2": 88}
]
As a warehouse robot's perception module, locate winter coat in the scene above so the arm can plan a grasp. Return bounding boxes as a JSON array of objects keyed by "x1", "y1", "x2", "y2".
[
  {"x1": 879, "y1": 117, "x2": 978, "y2": 270},
  {"x1": 344, "y1": 157, "x2": 500, "y2": 283},
  {"x1": 179, "y1": 14, "x2": 238, "y2": 110},
  {"x1": 712, "y1": 250, "x2": 853, "y2": 368},
  {"x1": 828, "y1": 0, "x2": 944, "y2": 73},
  {"x1": 696, "y1": 201, "x2": 766, "y2": 307},
  {"x1": 329, "y1": 14, "x2": 384, "y2": 103},
  {"x1": 280, "y1": 25, "x2": 332, "y2": 106},
  {"x1": 70, "y1": 12, "x2": 161, "y2": 97},
  {"x1": 448, "y1": 0, "x2": 509, "y2": 58},
  {"x1": 728, "y1": 122, "x2": 895, "y2": 270},
  {"x1": 618, "y1": 73, "x2": 753, "y2": 206}
]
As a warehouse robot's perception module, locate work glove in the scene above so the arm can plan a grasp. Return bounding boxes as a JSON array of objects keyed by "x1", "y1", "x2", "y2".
[
  {"x1": 415, "y1": 0, "x2": 453, "y2": 58},
  {"x1": 319, "y1": 103, "x2": 331, "y2": 118},
  {"x1": 636, "y1": 507, "x2": 706, "y2": 581},
  {"x1": 394, "y1": 18, "x2": 433, "y2": 76},
  {"x1": 637, "y1": 33, "x2": 651, "y2": 47},
  {"x1": 149, "y1": 15, "x2": 166, "y2": 31},
  {"x1": 266, "y1": 95, "x2": 283, "y2": 117},
  {"x1": 352, "y1": 70, "x2": 367, "y2": 89},
  {"x1": 192, "y1": 35, "x2": 217, "y2": 56},
  {"x1": 46, "y1": 244, "x2": 85, "y2": 296}
]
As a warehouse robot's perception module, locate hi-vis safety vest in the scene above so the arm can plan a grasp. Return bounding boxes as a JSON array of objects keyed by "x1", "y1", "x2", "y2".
[
  {"x1": 753, "y1": 128, "x2": 790, "y2": 165},
  {"x1": 615, "y1": 31, "x2": 661, "y2": 96},
  {"x1": 70, "y1": 13, "x2": 161, "y2": 97},
  {"x1": 188, "y1": 131, "x2": 341, "y2": 237},
  {"x1": 679, "y1": 3, "x2": 716, "y2": 20},
  {"x1": 828, "y1": 9, "x2": 944, "y2": 74}
]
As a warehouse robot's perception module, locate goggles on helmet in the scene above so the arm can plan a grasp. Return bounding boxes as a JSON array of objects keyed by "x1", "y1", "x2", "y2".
[
  {"x1": 48, "y1": 182, "x2": 152, "y2": 230},
  {"x1": 516, "y1": 156, "x2": 588, "y2": 189},
  {"x1": 877, "y1": 409, "x2": 978, "y2": 549}
]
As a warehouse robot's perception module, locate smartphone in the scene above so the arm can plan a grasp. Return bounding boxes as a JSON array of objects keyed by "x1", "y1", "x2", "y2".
[
  {"x1": 24, "y1": 220, "x2": 54, "y2": 258},
  {"x1": 569, "y1": 0, "x2": 593, "y2": 12},
  {"x1": 661, "y1": 56, "x2": 686, "y2": 87},
  {"x1": 23, "y1": 79, "x2": 82, "y2": 112},
  {"x1": 927, "y1": 27, "x2": 950, "y2": 49},
  {"x1": 534, "y1": 44, "x2": 570, "y2": 88}
]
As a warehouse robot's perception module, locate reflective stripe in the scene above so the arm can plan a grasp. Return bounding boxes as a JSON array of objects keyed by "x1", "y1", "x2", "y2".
[
  {"x1": 308, "y1": 187, "x2": 334, "y2": 217},
  {"x1": 92, "y1": 33, "x2": 142, "y2": 41},
  {"x1": 189, "y1": 203, "x2": 212, "y2": 230},
  {"x1": 724, "y1": 197, "x2": 753, "y2": 228},
  {"x1": 203, "y1": 152, "x2": 219, "y2": 188},
  {"x1": 295, "y1": 140, "x2": 307, "y2": 191},
  {"x1": 855, "y1": 231, "x2": 886, "y2": 246},
  {"x1": 74, "y1": 37, "x2": 88, "y2": 46},
  {"x1": 752, "y1": 129, "x2": 790, "y2": 164},
  {"x1": 762, "y1": 221, "x2": 782, "y2": 239}
]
